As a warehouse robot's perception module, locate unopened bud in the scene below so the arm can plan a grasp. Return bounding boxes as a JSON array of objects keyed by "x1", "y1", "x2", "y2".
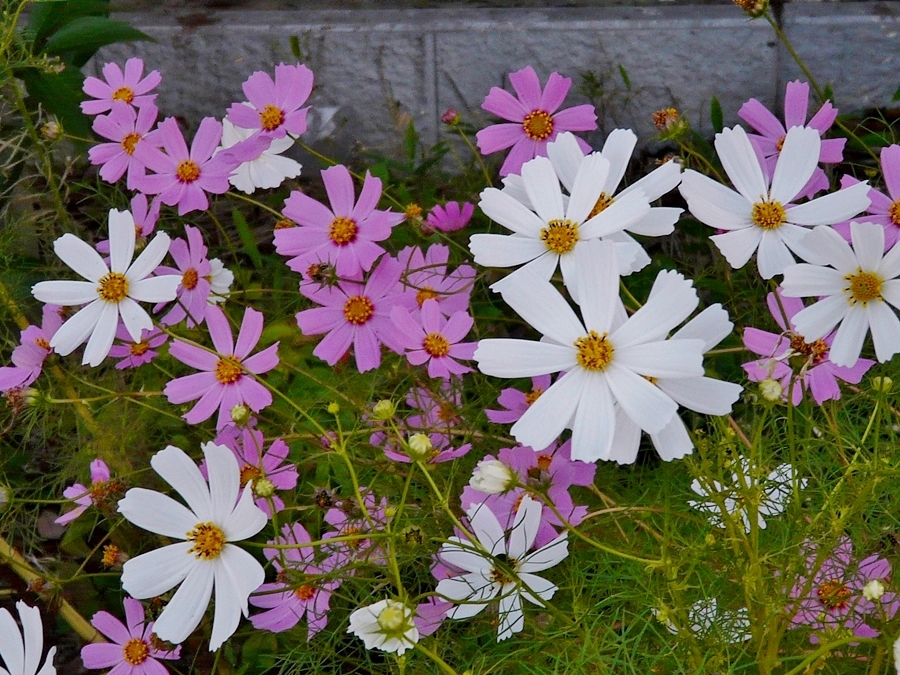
[
  {"x1": 872, "y1": 376, "x2": 893, "y2": 393},
  {"x1": 41, "y1": 119, "x2": 62, "y2": 140},
  {"x1": 254, "y1": 477, "x2": 276, "y2": 498},
  {"x1": 404, "y1": 203, "x2": 423, "y2": 221},
  {"x1": 441, "y1": 108, "x2": 460, "y2": 126},
  {"x1": 759, "y1": 378, "x2": 783, "y2": 402},
  {"x1": 469, "y1": 458, "x2": 515, "y2": 494},
  {"x1": 863, "y1": 579, "x2": 885, "y2": 601},
  {"x1": 230, "y1": 404, "x2": 252, "y2": 425},
  {"x1": 327, "y1": 401, "x2": 340, "y2": 414},
  {"x1": 372, "y1": 399, "x2": 396, "y2": 420},
  {"x1": 407, "y1": 433, "x2": 433, "y2": 461},
  {"x1": 734, "y1": 0, "x2": 768, "y2": 18}
]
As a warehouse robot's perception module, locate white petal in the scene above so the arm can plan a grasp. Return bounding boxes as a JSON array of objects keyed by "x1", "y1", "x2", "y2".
[
  {"x1": 118, "y1": 297, "x2": 153, "y2": 343},
  {"x1": 496, "y1": 592, "x2": 524, "y2": 641},
  {"x1": 626, "y1": 207, "x2": 680, "y2": 237},
  {"x1": 518, "y1": 534, "x2": 569, "y2": 573},
  {"x1": 209, "y1": 546, "x2": 265, "y2": 650},
  {"x1": 769, "y1": 127, "x2": 820, "y2": 204},
  {"x1": 18, "y1": 602, "x2": 43, "y2": 675},
  {"x1": 466, "y1": 501, "x2": 506, "y2": 556},
  {"x1": 469, "y1": 233, "x2": 548, "y2": 269},
  {"x1": 710, "y1": 227, "x2": 763, "y2": 270},
  {"x1": 151, "y1": 445, "x2": 212, "y2": 522},
  {"x1": 546, "y1": 132, "x2": 586, "y2": 192},
  {"x1": 508, "y1": 495, "x2": 542, "y2": 560},
  {"x1": 615, "y1": 339, "x2": 705, "y2": 378},
  {"x1": 152, "y1": 560, "x2": 214, "y2": 645},
  {"x1": 0, "y1": 607, "x2": 24, "y2": 675},
  {"x1": 82, "y1": 302, "x2": 119, "y2": 366},
  {"x1": 607, "y1": 407, "x2": 641, "y2": 465},
  {"x1": 121, "y1": 542, "x2": 195, "y2": 598},
  {"x1": 439, "y1": 574, "x2": 497, "y2": 618},
  {"x1": 604, "y1": 232, "x2": 648, "y2": 275},
  {"x1": 440, "y1": 538, "x2": 491, "y2": 574},
  {"x1": 829, "y1": 305, "x2": 869, "y2": 367},
  {"x1": 479, "y1": 188, "x2": 546, "y2": 237},
  {"x1": 599, "y1": 128, "x2": 637, "y2": 195},
  {"x1": 521, "y1": 156, "x2": 565, "y2": 223},
  {"x1": 785, "y1": 181, "x2": 871, "y2": 226},
  {"x1": 650, "y1": 414, "x2": 694, "y2": 461},
  {"x1": 882, "y1": 279, "x2": 900, "y2": 309},
  {"x1": 779, "y1": 264, "x2": 845, "y2": 297},
  {"x1": 53, "y1": 234, "x2": 109, "y2": 282},
  {"x1": 475, "y1": 339, "x2": 577, "y2": 378},
  {"x1": 118, "y1": 487, "x2": 198, "y2": 538},
  {"x1": 611, "y1": 272, "x2": 697, "y2": 348},
  {"x1": 512, "y1": 369, "x2": 586, "y2": 452},
  {"x1": 127, "y1": 232, "x2": 171, "y2": 282},
  {"x1": 789, "y1": 294, "x2": 849, "y2": 341},
  {"x1": 222, "y1": 484, "x2": 267, "y2": 542},
  {"x1": 518, "y1": 573, "x2": 559, "y2": 605},
  {"x1": 202, "y1": 442, "x2": 241, "y2": 524},
  {"x1": 129, "y1": 276, "x2": 181, "y2": 303},
  {"x1": 579, "y1": 188, "x2": 649, "y2": 239},
  {"x1": 672, "y1": 304, "x2": 733, "y2": 352},
  {"x1": 606, "y1": 364, "x2": 678, "y2": 434},
  {"x1": 678, "y1": 171, "x2": 751, "y2": 231},
  {"x1": 867, "y1": 300, "x2": 900, "y2": 363},
  {"x1": 573, "y1": 239, "x2": 621, "y2": 333},
  {"x1": 48, "y1": 301, "x2": 104, "y2": 356},
  {"x1": 756, "y1": 230, "x2": 797, "y2": 280},
  {"x1": 715, "y1": 126, "x2": 768, "y2": 203},
  {"x1": 500, "y1": 175, "x2": 532, "y2": 210},
  {"x1": 658, "y1": 376, "x2": 742, "y2": 415},
  {"x1": 620, "y1": 159, "x2": 682, "y2": 202},
  {"x1": 787, "y1": 224, "x2": 857, "y2": 272},
  {"x1": 851, "y1": 221, "x2": 886, "y2": 272},
  {"x1": 108, "y1": 209, "x2": 136, "y2": 274},
  {"x1": 492, "y1": 271, "x2": 585, "y2": 345},
  {"x1": 31, "y1": 280, "x2": 98, "y2": 306},
  {"x1": 570, "y1": 373, "x2": 615, "y2": 462},
  {"x1": 565, "y1": 153, "x2": 611, "y2": 224}
]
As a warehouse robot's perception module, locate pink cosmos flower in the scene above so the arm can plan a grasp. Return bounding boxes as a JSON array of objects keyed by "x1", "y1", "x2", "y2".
[
  {"x1": 476, "y1": 66, "x2": 597, "y2": 177},
  {"x1": 274, "y1": 165, "x2": 404, "y2": 277},
  {"x1": 790, "y1": 537, "x2": 899, "y2": 643},
  {"x1": 485, "y1": 374, "x2": 553, "y2": 424},
  {"x1": 414, "y1": 597, "x2": 452, "y2": 637},
  {"x1": 164, "y1": 305, "x2": 279, "y2": 429},
  {"x1": 391, "y1": 299, "x2": 476, "y2": 378},
  {"x1": 81, "y1": 58, "x2": 162, "y2": 115},
  {"x1": 398, "y1": 244, "x2": 475, "y2": 317},
  {"x1": 55, "y1": 459, "x2": 120, "y2": 525},
  {"x1": 81, "y1": 597, "x2": 180, "y2": 674},
  {"x1": 96, "y1": 194, "x2": 161, "y2": 255},
  {"x1": 742, "y1": 289, "x2": 874, "y2": 405},
  {"x1": 295, "y1": 254, "x2": 414, "y2": 373},
  {"x1": 834, "y1": 145, "x2": 900, "y2": 250},
  {"x1": 422, "y1": 201, "x2": 475, "y2": 233},
  {"x1": 739, "y1": 80, "x2": 845, "y2": 198},
  {"x1": 226, "y1": 63, "x2": 314, "y2": 139},
  {"x1": 108, "y1": 325, "x2": 168, "y2": 370},
  {"x1": 0, "y1": 304, "x2": 62, "y2": 393},
  {"x1": 155, "y1": 225, "x2": 214, "y2": 327},
  {"x1": 322, "y1": 488, "x2": 389, "y2": 567},
  {"x1": 250, "y1": 523, "x2": 339, "y2": 639},
  {"x1": 89, "y1": 103, "x2": 160, "y2": 189},
  {"x1": 132, "y1": 117, "x2": 238, "y2": 216}
]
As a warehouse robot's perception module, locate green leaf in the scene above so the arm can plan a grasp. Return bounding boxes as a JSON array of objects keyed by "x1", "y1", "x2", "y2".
[
  {"x1": 29, "y1": 0, "x2": 110, "y2": 52},
  {"x1": 710, "y1": 96, "x2": 724, "y2": 134},
  {"x1": 823, "y1": 83, "x2": 834, "y2": 102},
  {"x1": 289, "y1": 35, "x2": 303, "y2": 61},
  {"x1": 232, "y1": 208, "x2": 263, "y2": 269},
  {"x1": 18, "y1": 67, "x2": 92, "y2": 140},
  {"x1": 403, "y1": 120, "x2": 419, "y2": 163},
  {"x1": 893, "y1": 84, "x2": 900, "y2": 103},
  {"x1": 618, "y1": 64, "x2": 631, "y2": 90},
  {"x1": 44, "y1": 16, "x2": 153, "y2": 59}
]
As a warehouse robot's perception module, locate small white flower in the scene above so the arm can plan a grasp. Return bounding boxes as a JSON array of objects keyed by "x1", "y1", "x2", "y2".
[
  {"x1": 31, "y1": 209, "x2": 180, "y2": 366},
  {"x1": 435, "y1": 495, "x2": 568, "y2": 642},
  {"x1": 219, "y1": 119, "x2": 302, "y2": 194},
  {"x1": 347, "y1": 599, "x2": 419, "y2": 655},
  {"x1": 864, "y1": 579, "x2": 886, "y2": 601},
  {"x1": 0, "y1": 601, "x2": 56, "y2": 675},
  {"x1": 206, "y1": 258, "x2": 234, "y2": 305},
  {"x1": 118, "y1": 443, "x2": 267, "y2": 651},
  {"x1": 469, "y1": 458, "x2": 515, "y2": 494}
]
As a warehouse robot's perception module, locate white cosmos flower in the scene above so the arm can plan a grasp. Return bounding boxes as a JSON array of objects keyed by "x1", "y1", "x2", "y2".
[
  {"x1": 782, "y1": 221, "x2": 900, "y2": 367},
  {"x1": 435, "y1": 495, "x2": 568, "y2": 642},
  {"x1": 31, "y1": 209, "x2": 180, "y2": 367},
  {"x1": 477, "y1": 239, "x2": 704, "y2": 462},
  {"x1": 679, "y1": 125, "x2": 870, "y2": 279},
  {"x1": 118, "y1": 443, "x2": 267, "y2": 651},
  {"x1": 219, "y1": 119, "x2": 302, "y2": 194},
  {"x1": 0, "y1": 602, "x2": 55, "y2": 675},
  {"x1": 347, "y1": 599, "x2": 419, "y2": 655},
  {"x1": 206, "y1": 258, "x2": 234, "y2": 305},
  {"x1": 502, "y1": 130, "x2": 683, "y2": 273},
  {"x1": 469, "y1": 458, "x2": 516, "y2": 494},
  {"x1": 471, "y1": 152, "x2": 649, "y2": 299}
]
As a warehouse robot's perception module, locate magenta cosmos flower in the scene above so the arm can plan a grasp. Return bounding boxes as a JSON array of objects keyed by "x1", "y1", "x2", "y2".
[
  {"x1": 81, "y1": 597, "x2": 180, "y2": 674},
  {"x1": 296, "y1": 254, "x2": 414, "y2": 373},
  {"x1": 834, "y1": 145, "x2": 900, "y2": 250},
  {"x1": 226, "y1": 63, "x2": 314, "y2": 139},
  {"x1": 422, "y1": 201, "x2": 475, "y2": 233},
  {"x1": 155, "y1": 225, "x2": 214, "y2": 327},
  {"x1": 132, "y1": 117, "x2": 237, "y2": 216},
  {"x1": 55, "y1": 459, "x2": 123, "y2": 526},
  {"x1": 476, "y1": 65, "x2": 597, "y2": 176},
  {"x1": 164, "y1": 305, "x2": 280, "y2": 429},
  {"x1": 108, "y1": 325, "x2": 167, "y2": 370},
  {"x1": 742, "y1": 289, "x2": 874, "y2": 405},
  {"x1": 790, "y1": 537, "x2": 899, "y2": 643},
  {"x1": 250, "y1": 523, "x2": 340, "y2": 639},
  {"x1": 275, "y1": 165, "x2": 404, "y2": 277},
  {"x1": 81, "y1": 58, "x2": 162, "y2": 115},
  {"x1": 390, "y1": 299, "x2": 476, "y2": 379},
  {"x1": 0, "y1": 304, "x2": 62, "y2": 393},
  {"x1": 89, "y1": 103, "x2": 160, "y2": 189},
  {"x1": 398, "y1": 244, "x2": 475, "y2": 317},
  {"x1": 485, "y1": 374, "x2": 553, "y2": 424}
]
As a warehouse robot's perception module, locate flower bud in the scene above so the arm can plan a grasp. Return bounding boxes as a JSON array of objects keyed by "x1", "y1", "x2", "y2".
[
  {"x1": 327, "y1": 402, "x2": 340, "y2": 414},
  {"x1": 230, "y1": 404, "x2": 252, "y2": 426},
  {"x1": 41, "y1": 119, "x2": 62, "y2": 140},
  {"x1": 441, "y1": 108, "x2": 460, "y2": 126},
  {"x1": 872, "y1": 376, "x2": 893, "y2": 393},
  {"x1": 254, "y1": 477, "x2": 276, "y2": 498},
  {"x1": 734, "y1": 0, "x2": 768, "y2": 18},
  {"x1": 469, "y1": 458, "x2": 515, "y2": 494},
  {"x1": 863, "y1": 579, "x2": 885, "y2": 601},
  {"x1": 407, "y1": 433, "x2": 433, "y2": 461},
  {"x1": 372, "y1": 399, "x2": 396, "y2": 420},
  {"x1": 759, "y1": 378, "x2": 783, "y2": 402}
]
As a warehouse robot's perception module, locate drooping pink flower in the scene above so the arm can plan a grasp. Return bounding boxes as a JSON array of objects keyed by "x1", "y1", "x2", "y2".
[
  {"x1": 789, "y1": 537, "x2": 900, "y2": 643},
  {"x1": 155, "y1": 225, "x2": 214, "y2": 327},
  {"x1": 88, "y1": 103, "x2": 160, "y2": 189},
  {"x1": 485, "y1": 374, "x2": 553, "y2": 424},
  {"x1": 391, "y1": 299, "x2": 476, "y2": 379},
  {"x1": 81, "y1": 597, "x2": 180, "y2": 674},
  {"x1": 108, "y1": 325, "x2": 167, "y2": 370},
  {"x1": 250, "y1": 523, "x2": 339, "y2": 639},
  {"x1": 422, "y1": 201, "x2": 475, "y2": 233},
  {"x1": 476, "y1": 66, "x2": 597, "y2": 176},
  {"x1": 226, "y1": 63, "x2": 314, "y2": 139},
  {"x1": 742, "y1": 289, "x2": 874, "y2": 405},
  {"x1": 833, "y1": 145, "x2": 900, "y2": 250},
  {"x1": 398, "y1": 244, "x2": 475, "y2": 317},
  {"x1": 322, "y1": 488, "x2": 389, "y2": 567},
  {"x1": 295, "y1": 254, "x2": 414, "y2": 373},
  {"x1": 55, "y1": 459, "x2": 122, "y2": 526},
  {"x1": 274, "y1": 165, "x2": 404, "y2": 277},
  {"x1": 0, "y1": 304, "x2": 62, "y2": 393},
  {"x1": 738, "y1": 80, "x2": 845, "y2": 198},
  {"x1": 164, "y1": 305, "x2": 280, "y2": 429},
  {"x1": 81, "y1": 58, "x2": 162, "y2": 115}
]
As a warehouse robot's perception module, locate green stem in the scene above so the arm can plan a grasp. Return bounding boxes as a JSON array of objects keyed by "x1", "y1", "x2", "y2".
[
  {"x1": 414, "y1": 643, "x2": 460, "y2": 675},
  {"x1": 455, "y1": 126, "x2": 493, "y2": 188}
]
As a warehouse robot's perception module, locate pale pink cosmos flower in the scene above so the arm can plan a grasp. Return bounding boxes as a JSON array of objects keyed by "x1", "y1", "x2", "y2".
[
  {"x1": 391, "y1": 299, "x2": 476, "y2": 379},
  {"x1": 81, "y1": 58, "x2": 161, "y2": 115},
  {"x1": 250, "y1": 523, "x2": 340, "y2": 639},
  {"x1": 164, "y1": 305, "x2": 280, "y2": 429},
  {"x1": 226, "y1": 63, "x2": 314, "y2": 139},
  {"x1": 88, "y1": 103, "x2": 160, "y2": 189},
  {"x1": 743, "y1": 289, "x2": 874, "y2": 405},
  {"x1": 834, "y1": 145, "x2": 900, "y2": 250},
  {"x1": 295, "y1": 254, "x2": 415, "y2": 373},
  {"x1": 55, "y1": 459, "x2": 121, "y2": 525},
  {"x1": 398, "y1": 244, "x2": 475, "y2": 317},
  {"x1": 275, "y1": 165, "x2": 404, "y2": 277},
  {"x1": 476, "y1": 66, "x2": 597, "y2": 177},
  {"x1": 0, "y1": 304, "x2": 62, "y2": 393},
  {"x1": 422, "y1": 201, "x2": 475, "y2": 233},
  {"x1": 81, "y1": 597, "x2": 180, "y2": 675},
  {"x1": 485, "y1": 374, "x2": 553, "y2": 425},
  {"x1": 108, "y1": 325, "x2": 168, "y2": 370},
  {"x1": 155, "y1": 225, "x2": 214, "y2": 327}
]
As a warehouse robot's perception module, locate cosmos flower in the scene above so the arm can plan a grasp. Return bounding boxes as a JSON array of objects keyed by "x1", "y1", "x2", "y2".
[
  {"x1": 55, "y1": 459, "x2": 123, "y2": 526},
  {"x1": 485, "y1": 375, "x2": 553, "y2": 425},
  {"x1": 81, "y1": 58, "x2": 161, "y2": 115},
  {"x1": 423, "y1": 201, "x2": 475, "y2": 233},
  {"x1": 390, "y1": 299, "x2": 476, "y2": 379},
  {"x1": 226, "y1": 63, "x2": 314, "y2": 139},
  {"x1": 155, "y1": 225, "x2": 215, "y2": 327},
  {"x1": 108, "y1": 325, "x2": 168, "y2": 370},
  {"x1": 0, "y1": 602, "x2": 56, "y2": 675},
  {"x1": 88, "y1": 103, "x2": 160, "y2": 189},
  {"x1": 0, "y1": 304, "x2": 62, "y2": 393},
  {"x1": 397, "y1": 244, "x2": 475, "y2": 317},
  {"x1": 834, "y1": 145, "x2": 900, "y2": 250},
  {"x1": 217, "y1": 119, "x2": 302, "y2": 194},
  {"x1": 347, "y1": 599, "x2": 419, "y2": 655}
]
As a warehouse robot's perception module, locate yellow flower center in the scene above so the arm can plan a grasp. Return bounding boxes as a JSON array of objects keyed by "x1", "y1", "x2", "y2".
[
  {"x1": 536, "y1": 453, "x2": 552, "y2": 470},
  {"x1": 275, "y1": 218, "x2": 295, "y2": 230},
  {"x1": 415, "y1": 286, "x2": 438, "y2": 307},
  {"x1": 343, "y1": 295, "x2": 374, "y2": 325},
  {"x1": 295, "y1": 585, "x2": 316, "y2": 601},
  {"x1": 588, "y1": 192, "x2": 614, "y2": 220},
  {"x1": 423, "y1": 333, "x2": 450, "y2": 357},
  {"x1": 404, "y1": 203, "x2": 423, "y2": 219},
  {"x1": 889, "y1": 200, "x2": 900, "y2": 227},
  {"x1": 112, "y1": 86, "x2": 135, "y2": 104},
  {"x1": 214, "y1": 357, "x2": 243, "y2": 384},
  {"x1": 539, "y1": 219, "x2": 579, "y2": 254},
  {"x1": 524, "y1": 387, "x2": 543, "y2": 405},
  {"x1": 35, "y1": 337, "x2": 50, "y2": 350},
  {"x1": 186, "y1": 522, "x2": 226, "y2": 560},
  {"x1": 328, "y1": 216, "x2": 358, "y2": 245},
  {"x1": 121, "y1": 132, "x2": 141, "y2": 155},
  {"x1": 574, "y1": 330, "x2": 614, "y2": 371},
  {"x1": 751, "y1": 201, "x2": 786, "y2": 230},
  {"x1": 122, "y1": 638, "x2": 149, "y2": 665},
  {"x1": 239, "y1": 464, "x2": 262, "y2": 487},
  {"x1": 522, "y1": 110, "x2": 554, "y2": 141},
  {"x1": 129, "y1": 342, "x2": 150, "y2": 357},
  {"x1": 845, "y1": 269, "x2": 883, "y2": 305},
  {"x1": 259, "y1": 104, "x2": 285, "y2": 131},
  {"x1": 817, "y1": 578, "x2": 851, "y2": 610},
  {"x1": 101, "y1": 544, "x2": 121, "y2": 568},
  {"x1": 182, "y1": 268, "x2": 199, "y2": 290},
  {"x1": 776, "y1": 135, "x2": 786, "y2": 153},
  {"x1": 97, "y1": 272, "x2": 129, "y2": 303},
  {"x1": 175, "y1": 159, "x2": 201, "y2": 183}
]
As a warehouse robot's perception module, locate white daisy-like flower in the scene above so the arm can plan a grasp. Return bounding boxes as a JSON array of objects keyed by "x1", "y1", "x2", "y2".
[
  {"x1": 206, "y1": 258, "x2": 234, "y2": 305},
  {"x1": 688, "y1": 458, "x2": 806, "y2": 533},
  {"x1": 347, "y1": 599, "x2": 419, "y2": 655},
  {"x1": 471, "y1": 151, "x2": 649, "y2": 298},
  {"x1": 502, "y1": 130, "x2": 683, "y2": 273},
  {"x1": 0, "y1": 602, "x2": 56, "y2": 675},
  {"x1": 658, "y1": 598, "x2": 751, "y2": 644},
  {"x1": 679, "y1": 125, "x2": 870, "y2": 279},
  {"x1": 219, "y1": 119, "x2": 302, "y2": 194},
  {"x1": 31, "y1": 209, "x2": 180, "y2": 367},
  {"x1": 782, "y1": 221, "x2": 900, "y2": 367},
  {"x1": 478, "y1": 238, "x2": 705, "y2": 462},
  {"x1": 435, "y1": 495, "x2": 568, "y2": 642},
  {"x1": 608, "y1": 270, "x2": 743, "y2": 464},
  {"x1": 117, "y1": 442, "x2": 267, "y2": 651}
]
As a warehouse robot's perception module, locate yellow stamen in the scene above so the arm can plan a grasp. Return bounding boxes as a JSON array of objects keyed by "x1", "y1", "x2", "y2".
[
  {"x1": 97, "y1": 272, "x2": 129, "y2": 303},
  {"x1": 343, "y1": 296, "x2": 374, "y2": 325},
  {"x1": 186, "y1": 522, "x2": 226, "y2": 560},
  {"x1": 575, "y1": 330, "x2": 614, "y2": 371},
  {"x1": 112, "y1": 87, "x2": 135, "y2": 104},
  {"x1": 214, "y1": 357, "x2": 243, "y2": 384},
  {"x1": 121, "y1": 132, "x2": 140, "y2": 155},
  {"x1": 751, "y1": 201, "x2": 786, "y2": 230},
  {"x1": 539, "y1": 219, "x2": 579, "y2": 254},
  {"x1": 328, "y1": 216, "x2": 358, "y2": 245},
  {"x1": 423, "y1": 333, "x2": 450, "y2": 358},
  {"x1": 176, "y1": 159, "x2": 201, "y2": 183},
  {"x1": 122, "y1": 638, "x2": 149, "y2": 665},
  {"x1": 845, "y1": 269, "x2": 883, "y2": 305},
  {"x1": 259, "y1": 104, "x2": 285, "y2": 131},
  {"x1": 522, "y1": 110, "x2": 554, "y2": 141}
]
